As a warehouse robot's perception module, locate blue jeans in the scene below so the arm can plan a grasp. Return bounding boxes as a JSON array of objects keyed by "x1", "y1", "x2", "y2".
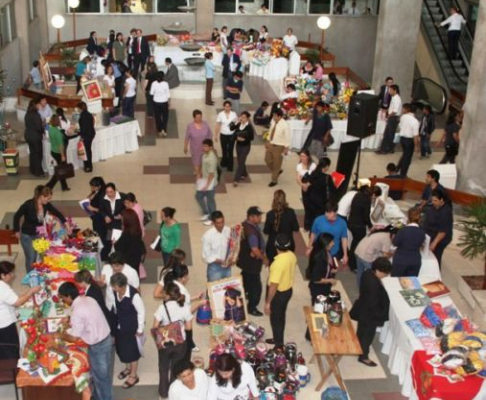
[
  {"x1": 207, "y1": 262, "x2": 231, "y2": 282},
  {"x1": 356, "y1": 256, "x2": 373, "y2": 288},
  {"x1": 195, "y1": 189, "x2": 216, "y2": 216},
  {"x1": 122, "y1": 95, "x2": 135, "y2": 118},
  {"x1": 420, "y1": 134, "x2": 432, "y2": 156},
  {"x1": 20, "y1": 233, "x2": 37, "y2": 273},
  {"x1": 88, "y1": 335, "x2": 113, "y2": 400}
]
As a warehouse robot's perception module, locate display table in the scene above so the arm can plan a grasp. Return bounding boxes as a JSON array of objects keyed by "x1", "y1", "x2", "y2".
[
  {"x1": 43, "y1": 120, "x2": 141, "y2": 175},
  {"x1": 17, "y1": 370, "x2": 89, "y2": 400},
  {"x1": 379, "y1": 277, "x2": 453, "y2": 398},
  {"x1": 288, "y1": 118, "x2": 387, "y2": 151},
  {"x1": 304, "y1": 306, "x2": 362, "y2": 391},
  {"x1": 249, "y1": 57, "x2": 289, "y2": 81}
]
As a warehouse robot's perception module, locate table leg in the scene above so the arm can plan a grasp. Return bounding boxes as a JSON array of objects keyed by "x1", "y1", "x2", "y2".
[
  {"x1": 325, "y1": 354, "x2": 345, "y2": 390},
  {"x1": 315, "y1": 354, "x2": 333, "y2": 392}
]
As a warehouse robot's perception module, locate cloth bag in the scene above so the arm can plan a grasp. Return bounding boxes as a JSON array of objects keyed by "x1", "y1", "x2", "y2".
[
  {"x1": 150, "y1": 302, "x2": 185, "y2": 350},
  {"x1": 77, "y1": 140, "x2": 87, "y2": 161}
]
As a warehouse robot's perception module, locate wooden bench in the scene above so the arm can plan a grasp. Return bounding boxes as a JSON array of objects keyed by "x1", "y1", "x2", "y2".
[{"x1": 0, "y1": 230, "x2": 18, "y2": 256}]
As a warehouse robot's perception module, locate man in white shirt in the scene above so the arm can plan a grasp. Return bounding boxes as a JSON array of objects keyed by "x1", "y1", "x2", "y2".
[
  {"x1": 169, "y1": 360, "x2": 209, "y2": 400},
  {"x1": 202, "y1": 210, "x2": 231, "y2": 282},
  {"x1": 347, "y1": 1, "x2": 361, "y2": 15},
  {"x1": 99, "y1": 251, "x2": 140, "y2": 312},
  {"x1": 437, "y1": 7, "x2": 466, "y2": 60},
  {"x1": 150, "y1": 71, "x2": 171, "y2": 136},
  {"x1": 257, "y1": 5, "x2": 269, "y2": 14},
  {"x1": 337, "y1": 189, "x2": 358, "y2": 220},
  {"x1": 265, "y1": 109, "x2": 291, "y2": 187},
  {"x1": 396, "y1": 103, "x2": 420, "y2": 178},
  {"x1": 283, "y1": 28, "x2": 298, "y2": 51},
  {"x1": 377, "y1": 84, "x2": 402, "y2": 154}
]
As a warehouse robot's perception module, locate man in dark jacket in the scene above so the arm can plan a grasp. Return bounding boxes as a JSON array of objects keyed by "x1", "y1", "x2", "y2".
[
  {"x1": 164, "y1": 58, "x2": 180, "y2": 89},
  {"x1": 238, "y1": 207, "x2": 267, "y2": 317},
  {"x1": 221, "y1": 48, "x2": 241, "y2": 98},
  {"x1": 132, "y1": 29, "x2": 150, "y2": 79},
  {"x1": 419, "y1": 105, "x2": 435, "y2": 158}
]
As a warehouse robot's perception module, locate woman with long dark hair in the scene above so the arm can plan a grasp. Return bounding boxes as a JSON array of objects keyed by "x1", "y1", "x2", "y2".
[
  {"x1": 124, "y1": 192, "x2": 145, "y2": 238},
  {"x1": 233, "y1": 111, "x2": 255, "y2": 186},
  {"x1": 263, "y1": 190, "x2": 299, "y2": 264},
  {"x1": 13, "y1": 185, "x2": 66, "y2": 272},
  {"x1": 77, "y1": 101, "x2": 96, "y2": 172},
  {"x1": 296, "y1": 150, "x2": 316, "y2": 231},
  {"x1": 143, "y1": 62, "x2": 158, "y2": 118},
  {"x1": 207, "y1": 353, "x2": 259, "y2": 399},
  {"x1": 328, "y1": 72, "x2": 341, "y2": 97},
  {"x1": 153, "y1": 282, "x2": 193, "y2": 398},
  {"x1": 159, "y1": 207, "x2": 181, "y2": 266},
  {"x1": 24, "y1": 99, "x2": 45, "y2": 176},
  {"x1": 99, "y1": 182, "x2": 125, "y2": 260},
  {"x1": 114, "y1": 209, "x2": 146, "y2": 276},
  {"x1": 0, "y1": 261, "x2": 40, "y2": 360}
]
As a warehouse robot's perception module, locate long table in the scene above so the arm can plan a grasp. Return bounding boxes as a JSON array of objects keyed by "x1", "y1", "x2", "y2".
[
  {"x1": 288, "y1": 118, "x2": 387, "y2": 151},
  {"x1": 42, "y1": 120, "x2": 141, "y2": 175},
  {"x1": 249, "y1": 57, "x2": 289, "y2": 81}
]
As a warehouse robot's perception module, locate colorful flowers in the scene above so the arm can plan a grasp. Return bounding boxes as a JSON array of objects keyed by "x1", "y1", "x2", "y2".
[{"x1": 33, "y1": 238, "x2": 51, "y2": 254}]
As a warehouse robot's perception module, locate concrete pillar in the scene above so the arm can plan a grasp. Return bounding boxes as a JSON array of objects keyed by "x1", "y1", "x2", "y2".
[
  {"x1": 456, "y1": 2, "x2": 486, "y2": 196},
  {"x1": 195, "y1": 0, "x2": 214, "y2": 35},
  {"x1": 371, "y1": 0, "x2": 423, "y2": 100},
  {"x1": 14, "y1": 0, "x2": 31, "y2": 82}
]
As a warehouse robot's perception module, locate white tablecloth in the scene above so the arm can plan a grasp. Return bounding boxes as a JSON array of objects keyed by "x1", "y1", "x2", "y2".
[
  {"x1": 289, "y1": 118, "x2": 386, "y2": 151},
  {"x1": 379, "y1": 275, "x2": 450, "y2": 398},
  {"x1": 249, "y1": 57, "x2": 289, "y2": 81},
  {"x1": 43, "y1": 120, "x2": 141, "y2": 175}
]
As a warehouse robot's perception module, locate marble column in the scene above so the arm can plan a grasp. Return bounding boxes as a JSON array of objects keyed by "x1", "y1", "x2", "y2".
[
  {"x1": 371, "y1": 0, "x2": 423, "y2": 100},
  {"x1": 195, "y1": 0, "x2": 215, "y2": 35},
  {"x1": 456, "y1": 1, "x2": 486, "y2": 196}
]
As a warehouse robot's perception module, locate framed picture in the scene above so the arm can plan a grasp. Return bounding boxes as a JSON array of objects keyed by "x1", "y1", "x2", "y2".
[
  {"x1": 39, "y1": 57, "x2": 53, "y2": 90},
  {"x1": 207, "y1": 276, "x2": 248, "y2": 324},
  {"x1": 81, "y1": 80, "x2": 102, "y2": 102}
]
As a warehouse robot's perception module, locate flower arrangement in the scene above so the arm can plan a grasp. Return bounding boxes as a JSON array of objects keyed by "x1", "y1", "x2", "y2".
[
  {"x1": 156, "y1": 34, "x2": 169, "y2": 46},
  {"x1": 33, "y1": 238, "x2": 51, "y2": 255},
  {"x1": 251, "y1": 50, "x2": 272, "y2": 67},
  {"x1": 43, "y1": 253, "x2": 79, "y2": 273},
  {"x1": 270, "y1": 39, "x2": 291, "y2": 59}
]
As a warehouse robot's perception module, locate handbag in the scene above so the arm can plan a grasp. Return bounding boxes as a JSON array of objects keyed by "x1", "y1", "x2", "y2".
[
  {"x1": 323, "y1": 131, "x2": 335, "y2": 147},
  {"x1": 77, "y1": 140, "x2": 87, "y2": 161},
  {"x1": 151, "y1": 302, "x2": 185, "y2": 350},
  {"x1": 54, "y1": 163, "x2": 75, "y2": 180},
  {"x1": 349, "y1": 298, "x2": 361, "y2": 321}
]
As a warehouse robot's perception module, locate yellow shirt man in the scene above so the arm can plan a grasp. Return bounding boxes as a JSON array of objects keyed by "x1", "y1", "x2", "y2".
[{"x1": 268, "y1": 251, "x2": 297, "y2": 292}]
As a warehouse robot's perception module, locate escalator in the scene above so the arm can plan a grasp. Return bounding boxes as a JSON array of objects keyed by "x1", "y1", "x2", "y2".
[{"x1": 421, "y1": 0, "x2": 473, "y2": 94}]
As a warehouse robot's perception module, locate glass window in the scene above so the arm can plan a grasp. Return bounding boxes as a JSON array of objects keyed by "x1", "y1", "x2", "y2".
[
  {"x1": 309, "y1": 0, "x2": 331, "y2": 14},
  {"x1": 272, "y1": 0, "x2": 294, "y2": 14},
  {"x1": 74, "y1": 0, "x2": 101, "y2": 13},
  {"x1": 28, "y1": 0, "x2": 37, "y2": 21},
  {"x1": 8, "y1": 3, "x2": 15, "y2": 40},
  {"x1": 157, "y1": 0, "x2": 186, "y2": 12},
  {"x1": 0, "y1": 4, "x2": 13, "y2": 48},
  {"x1": 215, "y1": 0, "x2": 236, "y2": 13}
]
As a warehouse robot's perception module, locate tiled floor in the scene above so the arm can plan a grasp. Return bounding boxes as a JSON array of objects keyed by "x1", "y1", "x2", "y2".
[{"x1": 0, "y1": 76, "x2": 474, "y2": 400}]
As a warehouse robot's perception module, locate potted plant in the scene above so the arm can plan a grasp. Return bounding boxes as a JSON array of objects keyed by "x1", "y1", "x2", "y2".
[
  {"x1": 304, "y1": 48, "x2": 320, "y2": 65},
  {"x1": 458, "y1": 201, "x2": 486, "y2": 289}
]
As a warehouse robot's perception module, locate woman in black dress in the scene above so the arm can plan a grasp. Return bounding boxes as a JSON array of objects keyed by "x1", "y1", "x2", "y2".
[
  {"x1": 77, "y1": 101, "x2": 96, "y2": 172},
  {"x1": 233, "y1": 111, "x2": 255, "y2": 186},
  {"x1": 263, "y1": 189, "x2": 299, "y2": 264},
  {"x1": 114, "y1": 209, "x2": 146, "y2": 276},
  {"x1": 110, "y1": 272, "x2": 144, "y2": 389},
  {"x1": 305, "y1": 233, "x2": 337, "y2": 340},
  {"x1": 99, "y1": 182, "x2": 125, "y2": 260},
  {"x1": 439, "y1": 111, "x2": 461, "y2": 164},
  {"x1": 24, "y1": 99, "x2": 45, "y2": 177},
  {"x1": 86, "y1": 176, "x2": 106, "y2": 239}
]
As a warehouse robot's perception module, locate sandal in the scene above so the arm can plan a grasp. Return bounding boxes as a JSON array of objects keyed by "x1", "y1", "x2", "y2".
[
  {"x1": 123, "y1": 376, "x2": 140, "y2": 389},
  {"x1": 117, "y1": 368, "x2": 131, "y2": 380}
]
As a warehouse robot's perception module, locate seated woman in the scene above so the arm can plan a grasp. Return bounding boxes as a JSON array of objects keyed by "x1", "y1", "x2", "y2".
[
  {"x1": 280, "y1": 84, "x2": 298, "y2": 101},
  {"x1": 253, "y1": 101, "x2": 271, "y2": 127},
  {"x1": 211, "y1": 28, "x2": 220, "y2": 43},
  {"x1": 314, "y1": 61, "x2": 324, "y2": 80},
  {"x1": 301, "y1": 60, "x2": 315, "y2": 76},
  {"x1": 207, "y1": 354, "x2": 259, "y2": 399},
  {"x1": 350, "y1": 257, "x2": 391, "y2": 367},
  {"x1": 169, "y1": 360, "x2": 209, "y2": 400}
]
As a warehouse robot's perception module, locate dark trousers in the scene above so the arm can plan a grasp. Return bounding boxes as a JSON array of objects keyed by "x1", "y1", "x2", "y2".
[
  {"x1": 153, "y1": 101, "x2": 169, "y2": 133},
  {"x1": 270, "y1": 288, "x2": 292, "y2": 346},
  {"x1": 220, "y1": 134, "x2": 235, "y2": 171},
  {"x1": 83, "y1": 135, "x2": 94, "y2": 171},
  {"x1": 162, "y1": 251, "x2": 171, "y2": 266},
  {"x1": 46, "y1": 152, "x2": 69, "y2": 190},
  {"x1": 234, "y1": 144, "x2": 250, "y2": 182},
  {"x1": 100, "y1": 235, "x2": 112, "y2": 261},
  {"x1": 242, "y1": 271, "x2": 262, "y2": 312},
  {"x1": 348, "y1": 224, "x2": 367, "y2": 271},
  {"x1": 122, "y1": 95, "x2": 136, "y2": 118},
  {"x1": 26, "y1": 137, "x2": 43, "y2": 176},
  {"x1": 205, "y1": 78, "x2": 213, "y2": 104},
  {"x1": 440, "y1": 144, "x2": 458, "y2": 164},
  {"x1": 76, "y1": 75, "x2": 82, "y2": 94},
  {"x1": 133, "y1": 54, "x2": 146, "y2": 79},
  {"x1": 397, "y1": 137, "x2": 414, "y2": 178},
  {"x1": 254, "y1": 116, "x2": 271, "y2": 126},
  {"x1": 357, "y1": 321, "x2": 377, "y2": 358},
  {"x1": 183, "y1": 329, "x2": 195, "y2": 362},
  {"x1": 420, "y1": 134, "x2": 432, "y2": 157},
  {"x1": 448, "y1": 30, "x2": 461, "y2": 59},
  {"x1": 380, "y1": 115, "x2": 399, "y2": 153},
  {"x1": 433, "y1": 239, "x2": 451, "y2": 268},
  {"x1": 0, "y1": 323, "x2": 19, "y2": 360},
  {"x1": 145, "y1": 93, "x2": 154, "y2": 117},
  {"x1": 158, "y1": 342, "x2": 186, "y2": 398},
  {"x1": 391, "y1": 262, "x2": 421, "y2": 277},
  {"x1": 114, "y1": 76, "x2": 125, "y2": 107},
  {"x1": 127, "y1": 54, "x2": 134, "y2": 71}
]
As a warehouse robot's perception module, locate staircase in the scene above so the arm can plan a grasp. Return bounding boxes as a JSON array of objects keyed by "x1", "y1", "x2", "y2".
[{"x1": 421, "y1": 0, "x2": 470, "y2": 94}]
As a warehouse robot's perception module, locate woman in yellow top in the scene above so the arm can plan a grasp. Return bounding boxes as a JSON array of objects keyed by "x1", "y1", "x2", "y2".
[{"x1": 46, "y1": 114, "x2": 70, "y2": 191}]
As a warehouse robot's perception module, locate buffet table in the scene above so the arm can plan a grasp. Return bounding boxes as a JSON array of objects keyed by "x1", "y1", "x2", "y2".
[
  {"x1": 42, "y1": 120, "x2": 141, "y2": 175},
  {"x1": 288, "y1": 118, "x2": 387, "y2": 151},
  {"x1": 379, "y1": 277, "x2": 452, "y2": 398},
  {"x1": 249, "y1": 57, "x2": 289, "y2": 81}
]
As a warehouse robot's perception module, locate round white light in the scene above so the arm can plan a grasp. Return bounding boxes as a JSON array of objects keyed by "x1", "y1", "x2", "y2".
[
  {"x1": 317, "y1": 16, "x2": 331, "y2": 30},
  {"x1": 51, "y1": 14, "x2": 66, "y2": 29},
  {"x1": 68, "y1": 0, "x2": 80, "y2": 8}
]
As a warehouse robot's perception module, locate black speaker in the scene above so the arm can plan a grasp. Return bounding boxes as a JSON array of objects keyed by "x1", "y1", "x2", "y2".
[
  {"x1": 346, "y1": 93, "x2": 379, "y2": 139},
  {"x1": 336, "y1": 141, "x2": 360, "y2": 197}
]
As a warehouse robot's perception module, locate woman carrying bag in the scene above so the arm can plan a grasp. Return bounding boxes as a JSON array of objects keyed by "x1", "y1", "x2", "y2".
[
  {"x1": 46, "y1": 115, "x2": 71, "y2": 192},
  {"x1": 152, "y1": 282, "x2": 193, "y2": 398},
  {"x1": 77, "y1": 101, "x2": 96, "y2": 172},
  {"x1": 232, "y1": 111, "x2": 255, "y2": 187}
]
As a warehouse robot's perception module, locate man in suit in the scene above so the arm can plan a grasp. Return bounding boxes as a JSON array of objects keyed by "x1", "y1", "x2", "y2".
[
  {"x1": 126, "y1": 28, "x2": 137, "y2": 72},
  {"x1": 378, "y1": 76, "x2": 396, "y2": 111},
  {"x1": 132, "y1": 29, "x2": 150, "y2": 80},
  {"x1": 87, "y1": 31, "x2": 103, "y2": 57},
  {"x1": 164, "y1": 58, "x2": 180, "y2": 89},
  {"x1": 221, "y1": 48, "x2": 241, "y2": 99}
]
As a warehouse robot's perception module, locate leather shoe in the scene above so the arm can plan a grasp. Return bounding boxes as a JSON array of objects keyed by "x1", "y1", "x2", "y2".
[
  {"x1": 62, "y1": 187, "x2": 71, "y2": 192},
  {"x1": 249, "y1": 309, "x2": 263, "y2": 317},
  {"x1": 265, "y1": 338, "x2": 275, "y2": 345},
  {"x1": 268, "y1": 181, "x2": 277, "y2": 187}
]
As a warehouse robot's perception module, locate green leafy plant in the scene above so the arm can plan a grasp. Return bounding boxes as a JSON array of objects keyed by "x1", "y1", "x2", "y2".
[
  {"x1": 304, "y1": 48, "x2": 320, "y2": 65},
  {"x1": 458, "y1": 201, "x2": 486, "y2": 289}
]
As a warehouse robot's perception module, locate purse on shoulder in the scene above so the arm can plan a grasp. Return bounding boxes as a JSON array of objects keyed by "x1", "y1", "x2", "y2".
[{"x1": 151, "y1": 302, "x2": 185, "y2": 350}]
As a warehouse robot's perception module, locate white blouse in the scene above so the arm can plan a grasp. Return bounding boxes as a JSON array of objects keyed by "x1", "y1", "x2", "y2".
[{"x1": 0, "y1": 280, "x2": 19, "y2": 328}]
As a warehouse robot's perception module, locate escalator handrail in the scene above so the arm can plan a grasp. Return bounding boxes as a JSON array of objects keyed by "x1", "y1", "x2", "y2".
[
  {"x1": 412, "y1": 77, "x2": 448, "y2": 115},
  {"x1": 422, "y1": 0, "x2": 468, "y2": 85}
]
